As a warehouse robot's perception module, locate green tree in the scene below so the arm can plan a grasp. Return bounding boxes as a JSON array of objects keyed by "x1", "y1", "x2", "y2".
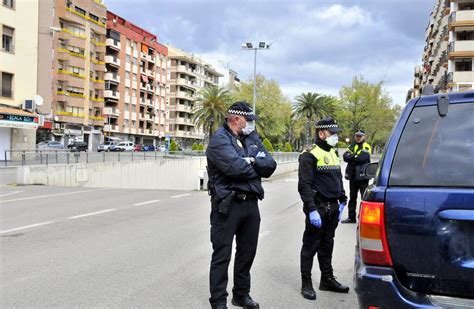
[
  {"x1": 170, "y1": 139, "x2": 179, "y2": 152},
  {"x1": 192, "y1": 86, "x2": 232, "y2": 140},
  {"x1": 262, "y1": 138, "x2": 274, "y2": 152},
  {"x1": 191, "y1": 143, "x2": 198, "y2": 151},
  {"x1": 337, "y1": 76, "x2": 400, "y2": 150},
  {"x1": 284, "y1": 142, "x2": 293, "y2": 152},
  {"x1": 292, "y1": 92, "x2": 336, "y2": 147},
  {"x1": 198, "y1": 143, "x2": 205, "y2": 151}
]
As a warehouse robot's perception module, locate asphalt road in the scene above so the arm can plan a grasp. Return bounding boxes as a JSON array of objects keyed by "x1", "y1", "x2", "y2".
[{"x1": 0, "y1": 173, "x2": 360, "y2": 308}]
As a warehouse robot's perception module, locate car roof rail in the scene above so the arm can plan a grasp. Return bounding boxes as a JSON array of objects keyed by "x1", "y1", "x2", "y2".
[
  {"x1": 437, "y1": 94, "x2": 449, "y2": 117},
  {"x1": 421, "y1": 84, "x2": 434, "y2": 96}
]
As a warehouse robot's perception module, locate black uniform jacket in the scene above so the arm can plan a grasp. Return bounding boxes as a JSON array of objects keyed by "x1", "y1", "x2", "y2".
[
  {"x1": 298, "y1": 139, "x2": 346, "y2": 213},
  {"x1": 343, "y1": 142, "x2": 371, "y2": 180},
  {"x1": 206, "y1": 122, "x2": 277, "y2": 200}
]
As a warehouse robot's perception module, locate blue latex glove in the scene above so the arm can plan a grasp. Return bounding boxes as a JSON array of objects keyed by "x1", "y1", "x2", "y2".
[
  {"x1": 338, "y1": 202, "x2": 346, "y2": 221},
  {"x1": 309, "y1": 210, "x2": 322, "y2": 228},
  {"x1": 256, "y1": 151, "x2": 266, "y2": 158}
]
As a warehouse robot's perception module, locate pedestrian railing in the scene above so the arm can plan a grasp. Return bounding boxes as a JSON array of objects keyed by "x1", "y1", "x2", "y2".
[{"x1": 2, "y1": 149, "x2": 300, "y2": 167}]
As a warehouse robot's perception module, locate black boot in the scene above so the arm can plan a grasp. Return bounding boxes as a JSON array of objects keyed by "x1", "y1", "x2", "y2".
[
  {"x1": 231, "y1": 294, "x2": 259, "y2": 309},
  {"x1": 301, "y1": 274, "x2": 316, "y2": 300},
  {"x1": 211, "y1": 304, "x2": 228, "y2": 309},
  {"x1": 319, "y1": 274, "x2": 350, "y2": 293}
]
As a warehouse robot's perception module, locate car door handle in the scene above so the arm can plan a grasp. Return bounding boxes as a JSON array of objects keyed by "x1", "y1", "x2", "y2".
[{"x1": 438, "y1": 210, "x2": 474, "y2": 221}]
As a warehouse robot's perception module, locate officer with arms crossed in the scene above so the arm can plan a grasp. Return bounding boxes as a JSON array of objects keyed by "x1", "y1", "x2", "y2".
[
  {"x1": 298, "y1": 117, "x2": 350, "y2": 301},
  {"x1": 206, "y1": 101, "x2": 277, "y2": 309},
  {"x1": 341, "y1": 129, "x2": 372, "y2": 224}
]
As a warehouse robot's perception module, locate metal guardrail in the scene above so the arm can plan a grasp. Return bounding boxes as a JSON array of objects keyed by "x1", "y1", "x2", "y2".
[{"x1": 2, "y1": 150, "x2": 300, "y2": 167}]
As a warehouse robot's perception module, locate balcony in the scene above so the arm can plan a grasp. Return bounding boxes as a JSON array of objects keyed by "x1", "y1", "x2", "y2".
[
  {"x1": 169, "y1": 117, "x2": 193, "y2": 126},
  {"x1": 448, "y1": 41, "x2": 474, "y2": 58},
  {"x1": 104, "y1": 72, "x2": 120, "y2": 83},
  {"x1": 451, "y1": 71, "x2": 474, "y2": 84},
  {"x1": 103, "y1": 107, "x2": 120, "y2": 117},
  {"x1": 105, "y1": 55, "x2": 120, "y2": 67},
  {"x1": 449, "y1": 10, "x2": 474, "y2": 29},
  {"x1": 104, "y1": 90, "x2": 120, "y2": 100},
  {"x1": 170, "y1": 104, "x2": 192, "y2": 113},
  {"x1": 414, "y1": 79, "x2": 421, "y2": 89},
  {"x1": 147, "y1": 54, "x2": 155, "y2": 63},
  {"x1": 106, "y1": 38, "x2": 121, "y2": 51},
  {"x1": 104, "y1": 124, "x2": 119, "y2": 132}
]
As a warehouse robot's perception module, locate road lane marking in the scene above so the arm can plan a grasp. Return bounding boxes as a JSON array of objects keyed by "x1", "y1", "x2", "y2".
[
  {"x1": 0, "y1": 188, "x2": 109, "y2": 203},
  {"x1": 133, "y1": 200, "x2": 160, "y2": 206},
  {"x1": 260, "y1": 230, "x2": 271, "y2": 239},
  {"x1": 171, "y1": 193, "x2": 190, "y2": 198},
  {"x1": 68, "y1": 209, "x2": 116, "y2": 219},
  {"x1": 0, "y1": 191, "x2": 22, "y2": 198},
  {"x1": 0, "y1": 221, "x2": 54, "y2": 234}
]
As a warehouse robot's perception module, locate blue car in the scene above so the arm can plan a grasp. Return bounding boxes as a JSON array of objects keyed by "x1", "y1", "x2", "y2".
[{"x1": 354, "y1": 89, "x2": 474, "y2": 308}]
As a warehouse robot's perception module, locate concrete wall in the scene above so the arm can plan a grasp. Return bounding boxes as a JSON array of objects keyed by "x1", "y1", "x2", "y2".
[{"x1": 17, "y1": 158, "x2": 299, "y2": 190}]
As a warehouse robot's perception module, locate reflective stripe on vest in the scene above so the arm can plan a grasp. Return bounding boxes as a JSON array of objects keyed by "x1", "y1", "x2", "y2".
[
  {"x1": 310, "y1": 145, "x2": 340, "y2": 171},
  {"x1": 354, "y1": 142, "x2": 372, "y2": 155}
]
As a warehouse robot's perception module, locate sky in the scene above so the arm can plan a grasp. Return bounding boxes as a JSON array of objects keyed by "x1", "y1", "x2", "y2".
[{"x1": 105, "y1": 0, "x2": 435, "y2": 106}]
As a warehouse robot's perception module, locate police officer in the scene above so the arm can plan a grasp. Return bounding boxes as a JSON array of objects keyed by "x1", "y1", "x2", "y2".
[
  {"x1": 341, "y1": 129, "x2": 372, "y2": 224},
  {"x1": 206, "y1": 101, "x2": 277, "y2": 309},
  {"x1": 298, "y1": 117, "x2": 349, "y2": 300}
]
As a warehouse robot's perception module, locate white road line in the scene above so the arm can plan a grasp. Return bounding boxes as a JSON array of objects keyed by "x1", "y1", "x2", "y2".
[
  {"x1": 284, "y1": 179, "x2": 298, "y2": 182},
  {"x1": 0, "y1": 221, "x2": 54, "y2": 234},
  {"x1": 133, "y1": 200, "x2": 160, "y2": 206},
  {"x1": 68, "y1": 209, "x2": 116, "y2": 219},
  {"x1": 260, "y1": 230, "x2": 271, "y2": 239},
  {"x1": 0, "y1": 191, "x2": 22, "y2": 198},
  {"x1": 171, "y1": 193, "x2": 191, "y2": 198},
  {"x1": 0, "y1": 188, "x2": 109, "y2": 203}
]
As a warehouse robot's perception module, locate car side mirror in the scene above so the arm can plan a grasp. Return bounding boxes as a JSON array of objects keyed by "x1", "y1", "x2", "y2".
[{"x1": 364, "y1": 162, "x2": 379, "y2": 179}]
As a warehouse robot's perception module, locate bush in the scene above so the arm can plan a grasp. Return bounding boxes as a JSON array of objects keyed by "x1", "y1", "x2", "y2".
[
  {"x1": 262, "y1": 138, "x2": 274, "y2": 152},
  {"x1": 198, "y1": 143, "x2": 205, "y2": 151},
  {"x1": 275, "y1": 142, "x2": 284, "y2": 152},
  {"x1": 191, "y1": 143, "x2": 198, "y2": 151},
  {"x1": 284, "y1": 142, "x2": 293, "y2": 152},
  {"x1": 170, "y1": 139, "x2": 179, "y2": 152}
]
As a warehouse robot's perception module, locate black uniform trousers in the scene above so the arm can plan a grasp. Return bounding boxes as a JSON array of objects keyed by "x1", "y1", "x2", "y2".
[
  {"x1": 348, "y1": 179, "x2": 369, "y2": 220},
  {"x1": 209, "y1": 195, "x2": 260, "y2": 306},
  {"x1": 300, "y1": 201, "x2": 340, "y2": 277}
]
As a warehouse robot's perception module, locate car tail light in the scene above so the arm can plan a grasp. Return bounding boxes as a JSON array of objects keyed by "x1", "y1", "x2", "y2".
[{"x1": 359, "y1": 201, "x2": 393, "y2": 266}]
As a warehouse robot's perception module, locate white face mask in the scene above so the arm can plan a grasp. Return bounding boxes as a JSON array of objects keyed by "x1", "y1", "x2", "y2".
[
  {"x1": 242, "y1": 121, "x2": 255, "y2": 135},
  {"x1": 326, "y1": 134, "x2": 339, "y2": 147}
]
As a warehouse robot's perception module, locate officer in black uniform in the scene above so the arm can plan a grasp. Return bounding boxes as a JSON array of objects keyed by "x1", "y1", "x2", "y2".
[
  {"x1": 298, "y1": 117, "x2": 349, "y2": 300},
  {"x1": 341, "y1": 129, "x2": 372, "y2": 224},
  {"x1": 206, "y1": 101, "x2": 277, "y2": 309}
]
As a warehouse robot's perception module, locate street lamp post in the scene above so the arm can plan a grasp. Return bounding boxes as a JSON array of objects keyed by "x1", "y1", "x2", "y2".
[{"x1": 241, "y1": 42, "x2": 270, "y2": 114}]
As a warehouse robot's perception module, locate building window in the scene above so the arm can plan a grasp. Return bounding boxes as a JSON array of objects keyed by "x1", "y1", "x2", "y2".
[
  {"x1": 457, "y1": 31, "x2": 474, "y2": 41},
  {"x1": 3, "y1": 0, "x2": 14, "y2": 9},
  {"x1": 1, "y1": 71, "x2": 13, "y2": 98},
  {"x1": 74, "y1": 6, "x2": 86, "y2": 16},
  {"x1": 455, "y1": 60, "x2": 472, "y2": 72},
  {"x1": 89, "y1": 13, "x2": 99, "y2": 22},
  {"x1": 2, "y1": 25, "x2": 14, "y2": 53}
]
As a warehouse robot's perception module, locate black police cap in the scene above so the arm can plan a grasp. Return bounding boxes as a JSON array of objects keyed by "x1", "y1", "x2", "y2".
[
  {"x1": 228, "y1": 101, "x2": 259, "y2": 121},
  {"x1": 315, "y1": 117, "x2": 342, "y2": 133}
]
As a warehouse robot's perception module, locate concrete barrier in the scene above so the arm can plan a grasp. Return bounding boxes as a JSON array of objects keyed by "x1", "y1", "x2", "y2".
[{"x1": 17, "y1": 157, "x2": 298, "y2": 190}]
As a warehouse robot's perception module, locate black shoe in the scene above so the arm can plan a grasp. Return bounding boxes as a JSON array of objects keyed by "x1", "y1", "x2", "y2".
[
  {"x1": 341, "y1": 218, "x2": 356, "y2": 224},
  {"x1": 319, "y1": 275, "x2": 350, "y2": 293},
  {"x1": 211, "y1": 304, "x2": 228, "y2": 309},
  {"x1": 231, "y1": 294, "x2": 259, "y2": 309},
  {"x1": 301, "y1": 275, "x2": 316, "y2": 300}
]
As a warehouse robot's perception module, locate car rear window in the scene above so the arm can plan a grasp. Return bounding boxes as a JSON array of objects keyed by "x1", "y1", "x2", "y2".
[{"x1": 390, "y1": 102, "x2": 474, "y2": 187}]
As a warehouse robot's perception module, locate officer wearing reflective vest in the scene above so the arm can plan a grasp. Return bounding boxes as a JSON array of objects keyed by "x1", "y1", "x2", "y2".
[
  {"x1": 341, "y1": 129, "x2": 372, "y2": 224},
  {"x1": 206, "y1": 101, "x2": 277, "y2": 309},
  {"x1": 297, "y1": 117, "x2": 349, "y2": 301}
]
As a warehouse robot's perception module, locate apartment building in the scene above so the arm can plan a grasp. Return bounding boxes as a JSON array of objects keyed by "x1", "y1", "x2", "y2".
[
  {"x1": 413, "y1": 0, "x2": 474, "y2": 97},
  {"x1": 51, "y1": 0, "x2": 107, "y2": 150},
  {"x1": 166, "y1": 46, "x2": 223, "y2": 148},
  {"x1": 0, "y1": 0, "x2": 53, "y2": 159},
  {"x1": 103, "y1": 11, "x2": 168, "y2": 146}
]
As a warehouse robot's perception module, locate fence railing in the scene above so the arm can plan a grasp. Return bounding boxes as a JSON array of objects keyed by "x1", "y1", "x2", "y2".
[{"x1": 2, "y1": 150, "x2": 300, "y2": 167}]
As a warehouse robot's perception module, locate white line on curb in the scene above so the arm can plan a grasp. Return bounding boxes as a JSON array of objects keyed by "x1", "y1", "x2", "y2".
[
  {"x1": 68, "y1": 209, "x2": 116, "y2": 219},
  {"x1": 171, "y1": 193, "x2": 191, "y2": 198},
  {"x1": 133, "y1": 200, "x2": 160, "y2": 206},
  {"x1": 0, "y1": 221, "x2": 54, "y2": 234},
  {"x1": 0, "y1": 191, "x2": 22, "y2": 198},
  {"x1": 0, "y1": 188, "x2": 109, "y2": 203}
]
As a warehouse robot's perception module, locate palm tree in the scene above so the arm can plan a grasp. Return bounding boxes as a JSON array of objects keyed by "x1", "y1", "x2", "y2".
[
  {"x1": 192, "y1": 86, "x2": 232, "y2": 140},
  {"x1": 292, "y1": 92, "x2": 336, "y2": 146}
]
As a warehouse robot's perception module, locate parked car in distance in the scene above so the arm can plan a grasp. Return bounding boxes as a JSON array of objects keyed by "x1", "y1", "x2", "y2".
[
  {"x1": 67, "y1": 141, "x2": 88, "y2": 152},
  {"x1": 97, "y1": 141, "x2": 117, "y2": 152},
  {"x1": 354, "y1": 89, "x2": 474, "y2": 308},
  {"x1": 36, "y1": 141, "x2": 64, "y2": 150},
  {"x1": 143, "y1": 144, "x2": 155, "y2": 152},
  {"x1": 158, "y1": 145, "x2": 166, "y2": 152},
  {"x1": 111, "y1": 141, "x2": 134, "y2": 152},
  {"x1": 133, "y1": 144, "x2": 142, "y2": 152}
]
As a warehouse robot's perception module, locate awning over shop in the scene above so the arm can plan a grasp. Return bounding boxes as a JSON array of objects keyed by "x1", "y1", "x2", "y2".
[{"x1": 0, "y1": 107, "x2": 38, "y2": 130}]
